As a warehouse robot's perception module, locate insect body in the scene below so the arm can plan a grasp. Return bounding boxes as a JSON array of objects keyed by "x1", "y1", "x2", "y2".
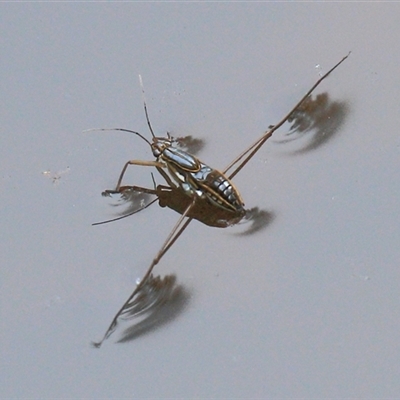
[
  {"x1": 104, "y1": 119, "x2": 244, "y2": 214},
  {"x1": 154, "y1": 139, "x2": 245, "y2": 213},
  {"x1": 91, "y1": 53, "x2": 350, "y2": 347}
]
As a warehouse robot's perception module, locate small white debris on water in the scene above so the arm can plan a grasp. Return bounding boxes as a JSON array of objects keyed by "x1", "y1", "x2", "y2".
[
  {"x1": 315, "y1": 63, "x2": 323, "y2": 77},
  {"x1": 352, "y1": 273, "x2": 370, "y2": 281},
  {"x1": 42, "y1": 167, "x2": 70, "y2": 185}
]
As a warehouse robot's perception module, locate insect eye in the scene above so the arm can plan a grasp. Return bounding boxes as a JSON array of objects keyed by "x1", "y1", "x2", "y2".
[
  {"x1": 152, "y1": 147, "x2": 161, "y2": 157},
  {"x1": 152, "y1": 142, "x2": 165, "y2": 157}
]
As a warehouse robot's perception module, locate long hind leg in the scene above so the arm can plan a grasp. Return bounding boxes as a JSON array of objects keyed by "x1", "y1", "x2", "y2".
[
  {"x1": 224, "y1": 53, "x2": 350, "y2": 179},
  {"x1": 92, "y1": 201, "x2": 195, "y2": 348}
]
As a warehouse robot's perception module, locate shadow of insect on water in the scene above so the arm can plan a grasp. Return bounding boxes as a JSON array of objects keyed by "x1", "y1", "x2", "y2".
[
  {"x1": 275, "y1": 92, "x2": 349, "y2": 154},
  {"x1": 88, "y1": 53, "x2": 351, "y2": 347},
  {"x1": 116, "y1": 274, "x2": 190, "y2": 344}
]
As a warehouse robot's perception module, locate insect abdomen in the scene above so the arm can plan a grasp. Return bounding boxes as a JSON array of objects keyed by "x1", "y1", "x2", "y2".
[{"x1": 196, "y1": 168, "x2": 244, "y2": 212}]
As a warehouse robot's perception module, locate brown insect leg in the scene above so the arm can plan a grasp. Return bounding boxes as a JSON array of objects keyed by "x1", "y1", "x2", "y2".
[
  {"x1": 224, "y1": 52, "x2": 351, "y2": 179},
  {"x1": 92, "y1": 201, "x2": 195, "y2": 347},
  {"x1": 114, "y1": 160, "x2": 165, "y2": 191}
]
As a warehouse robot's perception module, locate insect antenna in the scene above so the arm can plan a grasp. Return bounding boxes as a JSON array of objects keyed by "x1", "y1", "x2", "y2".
[
  {"x1": 83, "y1": 127, "x2": 152, "y2": 147},
  {"x1": 139, "y1": 75, "x2": 156, "y2": 139}
]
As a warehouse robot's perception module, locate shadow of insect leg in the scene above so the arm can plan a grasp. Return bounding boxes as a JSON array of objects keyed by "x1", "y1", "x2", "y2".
[
  {"x1": 91, "y1": 200, "x2": 195, "y2": 348},
  {"x1": 224, "y1": 53, "x2": 351, "y2": 179}
]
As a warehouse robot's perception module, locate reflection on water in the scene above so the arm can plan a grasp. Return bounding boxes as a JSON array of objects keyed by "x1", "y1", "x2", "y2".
[
  {"x1": 118, "y1": 274, "x2": 189, "y2": 343},
  {"x1": 277, "y1": 92, "x2": 349, "y2": 153},
  {"x1": 98, "y1": 185, "x2": 273, "y2": 234},
  {"x1": 236, "y1": 207, "x2": 275, "y2": 236},
  {"x1": 100, "y1": 189, "x2": 156, "y2": 222},
  {"x1": 92, "y1": 273, "x2": 189, "y2": 347},
  {"x1": 157, "y1": 185, "x2": 246, "y2": 228}
]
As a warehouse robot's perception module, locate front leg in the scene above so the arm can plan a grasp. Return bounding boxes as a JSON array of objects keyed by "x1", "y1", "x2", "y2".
[{"x1": 114, "y1": 159, "x2": 165, "y2": 191}]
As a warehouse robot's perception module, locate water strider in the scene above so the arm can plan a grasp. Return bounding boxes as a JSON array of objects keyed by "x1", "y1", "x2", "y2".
[{"x1": 89, "y1": 53, "x2": 350, "y2": 347}]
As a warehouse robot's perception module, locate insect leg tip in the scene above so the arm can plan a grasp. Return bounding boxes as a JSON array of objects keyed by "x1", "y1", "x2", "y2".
[{"x1": 90, "y1": 340, "x2": 102, "y2": 349}]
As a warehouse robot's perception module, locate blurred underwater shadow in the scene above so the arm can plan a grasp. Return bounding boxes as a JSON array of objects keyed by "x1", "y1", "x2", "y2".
[
  {"x1": 174, "y1": 134, "x2": 206, "y2": 155},
  {"x1": 116, "y1": 274, "x2": 190, "y2": 343},
  {"x1": 233, "y1": 207, "x2": 276, "y2": 236},
  {"x1": 275, "y1": 92, "x2": 349, "y2": 154}
]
